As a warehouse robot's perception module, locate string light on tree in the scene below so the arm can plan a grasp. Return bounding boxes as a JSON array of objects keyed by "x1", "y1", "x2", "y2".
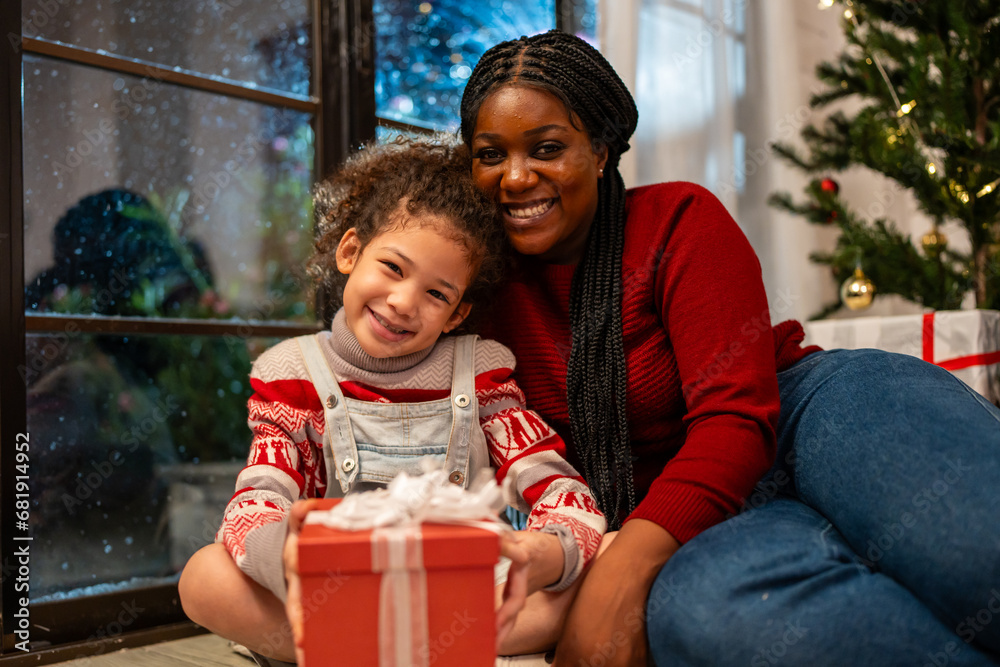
[{"x1": 977, "y1": 177, "x2": 1000, "y2": 198}]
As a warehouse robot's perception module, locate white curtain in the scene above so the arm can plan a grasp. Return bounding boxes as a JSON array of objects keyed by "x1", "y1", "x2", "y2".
[
  {"x1": 599, "y1": 0, "x2": 934, "y2": 322},
  {"x1": 600, "y1": 0, "x2": 746, "y2": 209}
]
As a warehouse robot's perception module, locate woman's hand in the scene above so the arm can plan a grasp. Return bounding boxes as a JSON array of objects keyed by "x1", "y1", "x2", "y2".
[
  {"x1": 283, "y1": 498, "x2": 323, "y2": 667},
  {"x1": 554, "y1": 519, "x2": 680, "y2": 667},
  {"x1": 495, "y1": 529, "x2": 564, "y2": 649}
]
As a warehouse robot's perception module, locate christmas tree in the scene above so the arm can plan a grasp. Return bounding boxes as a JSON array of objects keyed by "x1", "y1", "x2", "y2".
[{"x1": 769, "y1": 0, "x2": 1000, "y2": 318}]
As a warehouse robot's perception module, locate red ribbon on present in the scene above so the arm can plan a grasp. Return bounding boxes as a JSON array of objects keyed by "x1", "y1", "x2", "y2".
[{"x1": 921, "y1": 312, "x2": 1000, "y2": 370}]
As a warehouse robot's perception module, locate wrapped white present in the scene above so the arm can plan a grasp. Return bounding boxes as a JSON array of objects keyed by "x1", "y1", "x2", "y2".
[{"x1": 803, "y1": 310, "x2": 1000, "y2": 404}]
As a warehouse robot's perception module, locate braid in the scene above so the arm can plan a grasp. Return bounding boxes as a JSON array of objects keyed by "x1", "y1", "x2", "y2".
[{"x1": 461, "y1": 31, "x2": 638, "y2": 529}]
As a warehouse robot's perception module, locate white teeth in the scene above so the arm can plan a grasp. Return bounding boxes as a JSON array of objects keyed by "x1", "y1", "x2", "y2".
[
  {"x1": 507, "y1": 199, "x2": 554, "y2": 219},
  {"x1": 373, "y1": 310, "x2": 408, "y2": 334}
]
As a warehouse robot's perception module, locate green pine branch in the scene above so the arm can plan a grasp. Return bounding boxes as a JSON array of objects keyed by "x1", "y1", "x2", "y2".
[{"x1": 768, "y1": 0, "x2": 1000, "y2": 315}]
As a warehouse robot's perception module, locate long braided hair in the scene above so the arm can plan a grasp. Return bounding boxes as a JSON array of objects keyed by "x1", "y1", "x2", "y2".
[{"x1": 460, "y1": 30, "x2": 639, "y2": 529}]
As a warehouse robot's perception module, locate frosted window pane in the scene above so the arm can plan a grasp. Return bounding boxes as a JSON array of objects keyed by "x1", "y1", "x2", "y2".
[
  {"x1": 374, "y1": 0, "x2": 555, "y2": 130},
  {"x1": 634, "y1": 5, "x2": 715, "y2": 185},
  {"x1": 21, "y1": 0, "x2": 311, "y2": 96},
  {"x1": 637, "y1": 6, "x2": 715, "y2": 131},
  {"x1": 723, "y1": 0, "x2": 745, "y2": 33},
  {"x1": 563, "y1": 0, "x2": 599, "y2": 45},
  {"x1": 23, "y1": 55, "x2": 314, "y2": 322},
  {"x1": 728, "y1": 35, "x2": 745, "y2": 98},
  {"x1": 733, "y1": 130, "x2": 746, "y2": 193},
  {"x1": 25, "y1": 332, "x2": 275, "y2": 599}
]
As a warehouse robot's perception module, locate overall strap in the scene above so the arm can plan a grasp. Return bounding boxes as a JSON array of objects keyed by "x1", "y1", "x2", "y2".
[
  {"x1": 296, "y1": 335, "x2": 359, "y2": 496},
  {"x1": 444, "y1": 336, "x2": 479, "y2": 488}
]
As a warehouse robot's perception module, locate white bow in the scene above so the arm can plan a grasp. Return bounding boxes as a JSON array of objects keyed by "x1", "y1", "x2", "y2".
[{"x1": 304, "y1": 466, "x2": 509, "y2": 532}]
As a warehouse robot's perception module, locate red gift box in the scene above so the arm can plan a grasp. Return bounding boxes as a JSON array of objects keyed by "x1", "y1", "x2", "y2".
[{"x1": 298, "y1": 498, "x2": 500, "y2": 667}]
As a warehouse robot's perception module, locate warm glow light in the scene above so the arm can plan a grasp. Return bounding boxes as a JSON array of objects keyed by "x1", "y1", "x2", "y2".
[
  {"x1": 418, "y1": 2, "x2": 432, "y2": 13},
  {"x1": 844, "y1": 9, "x2": 853, "y2": 18},
  {"x1": 959, "y1": 192, "x2": 971, "y2": 204},
  {"x1": 926, "y1": 163, "x2": 937, "y2": 175},
  {"x1": 819, "y1": 0, "x2": 835, "y2": 7},
  {"x1": 896, "y1": 100, "x2": 916, "y2": 117},
  {"x1": 866, "y1": 58, "x2": 873, "y2": 65}
]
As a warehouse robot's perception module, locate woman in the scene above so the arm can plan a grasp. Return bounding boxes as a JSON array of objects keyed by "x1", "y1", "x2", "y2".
[{"x1": 460, "y1": 30, "x2": 1000, "y2": 666}]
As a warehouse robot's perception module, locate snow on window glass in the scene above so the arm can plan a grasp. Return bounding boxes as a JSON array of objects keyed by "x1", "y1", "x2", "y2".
[
  {"x1": 373, "y1": 0, "x2": 556, "y2": 130},
  {"x1": 23, "y1": 55, "x2": 314, "y2": 322},
  {"x1": 22, "y1": 0, "x2": 312, "y2": 96},
  {"x1": 25, "y1": 331, "x2": 275, "y2": 598}
]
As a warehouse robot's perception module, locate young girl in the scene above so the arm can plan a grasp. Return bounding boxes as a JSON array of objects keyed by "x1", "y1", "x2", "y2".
[{"x1": 178, "y1": 138, "x2": 606, "y2": 666}]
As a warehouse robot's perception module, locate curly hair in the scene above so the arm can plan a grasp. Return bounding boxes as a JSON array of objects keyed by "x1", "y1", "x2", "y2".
[
  {"x1": 309, "y1": 136, "x2": 509, "y2": 332},
  {"x1": 460, "y1": 31, "x2": 639, "y2": 529}
]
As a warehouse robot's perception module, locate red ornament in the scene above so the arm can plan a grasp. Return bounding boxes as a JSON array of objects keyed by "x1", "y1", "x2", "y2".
[
  {"x1": 820, "y1": 178, "x2": 840, "y2": 195},
  {"x1": 825, "y1": 210, "x2": 839, "y2": 224}
]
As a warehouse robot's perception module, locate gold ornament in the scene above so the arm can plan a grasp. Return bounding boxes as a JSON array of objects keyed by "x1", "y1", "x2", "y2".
[
  {"x1": 921, "y1": 226, "x2": 948, "y2": 258},
  {"x1": 840, "y1": 266, "x2": 875, "y2": 310}
]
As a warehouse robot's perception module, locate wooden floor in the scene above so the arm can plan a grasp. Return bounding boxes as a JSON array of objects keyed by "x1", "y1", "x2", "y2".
[{"x1": 54, "y1": 634, "x2": 253, "y2": 666}]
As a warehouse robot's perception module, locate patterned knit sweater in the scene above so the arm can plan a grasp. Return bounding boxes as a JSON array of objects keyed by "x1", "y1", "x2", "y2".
[{"x1": 218, "y1": 309, "x2": 606, "y2": 600}]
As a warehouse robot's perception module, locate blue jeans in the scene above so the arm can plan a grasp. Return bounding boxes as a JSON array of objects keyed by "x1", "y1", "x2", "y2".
[{"x1": 647, "y1": 349, "x2": 1000, "y2": 666}]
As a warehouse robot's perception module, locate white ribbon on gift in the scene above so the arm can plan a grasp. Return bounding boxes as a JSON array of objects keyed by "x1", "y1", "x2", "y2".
[
  {"x1": 371, "y1": 525, "x2": 428, "y2": 667},
  {"x1": 305, "y1": 467, "x2": 508, "y2": 667}
]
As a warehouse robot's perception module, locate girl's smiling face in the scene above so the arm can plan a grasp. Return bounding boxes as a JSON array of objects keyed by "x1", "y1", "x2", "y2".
[
  {"x1": 336, "y1": 212, "x2": 474, "y2": 358},
  {"x1": 470, "y1": 85, "x2": 607, "y2": 264}
]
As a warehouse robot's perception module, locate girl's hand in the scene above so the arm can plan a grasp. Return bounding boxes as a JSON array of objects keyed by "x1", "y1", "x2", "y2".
[
  {"x1": 283, "y1": 498, "x2": 323, "y2": 667},
  {"x1": 495, "y1": 530, "x2": 564, "y2": 649},
  {"x1": 553, "y1": 519, "x2": 680, "y2": 667}
]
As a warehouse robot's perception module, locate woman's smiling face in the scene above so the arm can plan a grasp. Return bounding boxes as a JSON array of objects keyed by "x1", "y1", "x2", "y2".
[{"x1": 470, "y1": 85, "x2": 607, "y2": 264}]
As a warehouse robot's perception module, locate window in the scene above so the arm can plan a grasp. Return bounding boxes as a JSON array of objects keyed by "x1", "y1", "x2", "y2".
[
  {"x1": 1, "y1": 0, "x2": 594, "y2": 659},
  {"x1": 0, "y1": 0, "x2": 370, "y2": 659},
  {"x1": 374, "y1": 0, "x2": 598, "y2": 134},
  {"x1": 631, "y1": 0, "x2": 746, "y2": 206}
]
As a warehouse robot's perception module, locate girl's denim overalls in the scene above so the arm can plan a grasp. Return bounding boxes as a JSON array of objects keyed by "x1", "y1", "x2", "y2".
[{"x1": 296, "y1": 334, "x2": 491, "y2": 497}]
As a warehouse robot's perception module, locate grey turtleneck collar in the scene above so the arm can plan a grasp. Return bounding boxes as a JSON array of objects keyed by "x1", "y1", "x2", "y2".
[{"x1": 327, "y1": 308, "x2": 435, "y2": 374}]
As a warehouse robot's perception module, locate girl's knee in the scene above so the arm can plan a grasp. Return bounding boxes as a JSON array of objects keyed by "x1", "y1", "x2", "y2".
[{"x1": 178, "y1": 543, "x2": 230, "y2": 624}]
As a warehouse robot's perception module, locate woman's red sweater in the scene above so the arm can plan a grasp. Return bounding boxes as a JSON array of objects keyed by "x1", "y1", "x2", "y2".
[{"x1": 485, "y1": 182, "x2": 819, "y2": 542}]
